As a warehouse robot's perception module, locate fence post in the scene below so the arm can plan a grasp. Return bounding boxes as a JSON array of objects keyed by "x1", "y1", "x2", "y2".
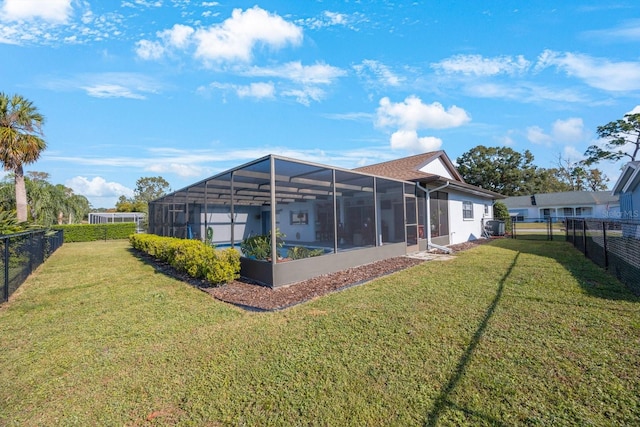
[
  {"x1": 3, "y1": 239, "x2": 8, "y2": 302},
  {"x1": 602, "y1": 221, "x2": 608, "y2": 270},
  {"x1": 548, "y1": 217, "x2": 552, "y2": 241},
  {"x1": 582, "y1": 219, "x2": 587, "y2": 256}
]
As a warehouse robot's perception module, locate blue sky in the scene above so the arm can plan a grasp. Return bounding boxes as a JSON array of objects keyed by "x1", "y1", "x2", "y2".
[{"x1": 1, "y1": 0, "x2": 639, "y2": 208}]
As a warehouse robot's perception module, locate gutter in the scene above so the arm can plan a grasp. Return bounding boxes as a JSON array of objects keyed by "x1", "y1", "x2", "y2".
[{"x1": 417, "y1": 181, "x2": 453, "y2": 254}]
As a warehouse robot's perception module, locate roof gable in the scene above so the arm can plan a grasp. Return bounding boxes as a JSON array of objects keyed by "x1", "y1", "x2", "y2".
[
  {"x1": 354, "y1": 150, "x2": 464, "y2": 182},
  {"x1": 612, "y1": 161, "x2": 640, "y2": 195},
  {"x1": 418, "y1": 156, "x2": 455, "y2": 179}
]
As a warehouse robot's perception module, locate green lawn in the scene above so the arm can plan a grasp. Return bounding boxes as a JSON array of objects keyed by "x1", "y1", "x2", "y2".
[{"x1": 1, "y1": 239, "x2": 638, "y2": 426}]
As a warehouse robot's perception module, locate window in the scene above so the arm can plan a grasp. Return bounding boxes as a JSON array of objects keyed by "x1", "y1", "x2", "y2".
[
  {"x1": 484, "y1": 204, "x2": 490, "y2": 216},
  {"x1": 290, "y1": 210, "x2": 308, "y2": 225},
  {"x1": 463, "y1": 201, "x2": 474, "y2": 219}
]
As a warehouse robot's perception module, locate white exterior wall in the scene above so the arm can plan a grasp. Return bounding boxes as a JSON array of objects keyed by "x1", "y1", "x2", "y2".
[
  {"x1": 510, "y1": 203, "x2": 620, "y2": 220},
  {"x1": 447, "y1": 191, "x2": 494, "y2": 245},
  {"x1": 276, "y1": 202, "x2": 317, "y2": 243}
]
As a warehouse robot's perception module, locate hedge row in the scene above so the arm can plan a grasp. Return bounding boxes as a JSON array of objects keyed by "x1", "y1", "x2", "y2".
[
  {"x1": 52, "y1": 223, "x2": 137, "y2": 242},
  {"x1": 129, "y1": 234, "x2": 240, "y2": 285}
]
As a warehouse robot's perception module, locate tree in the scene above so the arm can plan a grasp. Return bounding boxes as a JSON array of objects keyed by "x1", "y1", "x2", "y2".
[
  {"x1": 0, "y1": 93, "x2": 46, "y2": 222},
  {"x1": 554, "y1": 155, "x2": 609, "y2": 191},
  {"x1": 493, "y1": 201, "x2": 509, "y2": 220},
  {"x1": 531, "y1": 168, "x2": 572, "y2": 193},
  {"x1": 134, "y1": 176, "x2": 170, "y2": 203},
  {"x1": 115, "y1": 176, "x2": 169, "y2": 213},
  {"x1": 456, "y1": 146, "x2": 541, "y2": 196},
  {"x1": 0, "y1": 173, "x2": 90, "y2": 226},
  {"x1": 115, "y1": 195, "x2": 146, "y2": 213},
  {"x1": 584, "y1": 112, "x2": 640, "y2": 165}
]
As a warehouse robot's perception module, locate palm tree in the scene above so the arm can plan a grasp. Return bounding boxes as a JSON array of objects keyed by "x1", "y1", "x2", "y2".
[{"x1": 0, "y1": 93, "x2": 46, "y2": 222}]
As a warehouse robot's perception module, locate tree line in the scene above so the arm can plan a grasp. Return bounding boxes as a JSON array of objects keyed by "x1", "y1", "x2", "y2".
[
  {"x1": 0, "y1": 171, "x2": 90, "y2": 226},
  {"x1": 455, "y1": 112, "x2": 640, "y2": 196},
  {"x1": 455, "y1": 146, "x2": 609, "y2": 197}
]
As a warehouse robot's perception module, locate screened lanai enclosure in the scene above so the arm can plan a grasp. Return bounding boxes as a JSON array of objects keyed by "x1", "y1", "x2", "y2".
[{"x1": 148, "y1": 155, "x2": 427, "y2": 287}]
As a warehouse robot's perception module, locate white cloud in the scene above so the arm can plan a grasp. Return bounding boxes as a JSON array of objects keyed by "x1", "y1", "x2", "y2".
[
  {"x1": 66, "y1": 176, "x2": 133, "y2": 198},
  {"x1": 526, "y1": 125, "x2": 553, "y2": 146},
  {"x1": 243, "y1": 61, "x2": 346, "y2": 85},
  {"x1": 563, "y1": 146, "x2": 585, "y2": 161},
  {"x1": 303, "y1": 10, "x2": 350, "y2": 29},
  {"x1": 353, "y1": 59, "x2": 403, "y2": 87},
  {"x1": 376, "y1": 96, "x2": 471, "y2": 130},
  {"x1": 136, "y1": 24, "x2": 195, "y2": 60},
  {"x1": 527, "y1": 117, "x2": 587, "y2": 147},
  {"x1": 45, "y1": 72, "x2": 162, "y2": 99},
  {"x1": 81, "y1": 84, "x2": 146, "y2": 99},
  {"x1": 375, "y1": 96, "x2": 468, "y2": 154},
  {"x1": 1, "y1": 0, "x2": 72, "y2": 23},
  {"x1": 135, "y1": 39, "x2": 165, "y2": 60},
  {"x1": 236, "y1": 82, "x2": 275, "y2": 99},
  {"x1": 324, "y1": 11, "x2": 347, "y2": 26},
  {"x1": 197, "y1": 81, "x2": 276, "y2": 100},
  {"x1": 162, "y1": 24, "x2": 194, "y2": 48},
  {"x1": 145, "y1": 163, "x2": 204, "y2": 177},
  {"x1": 390, "y1": 130, "x2": 442, "y2": 153},
  {"x1": 552, "y1": 118, "x2": 585, "y2": 143},
  {"x1": 432, "y1": 54, "x2": 531, "y2": 76},
  {"x1": 583, "y1": 19, "x2": 640, "y2": 42},
  {"x1": 629, "y1": 105, "x2": 640, "y2": 114},
  {"x1": 281, "y1": 86, "x2": 326, "y2": 106},
  {"x1": 193, "y1": 6, "x2": 302, "y2": 63},
  {"x1": 535, "y1": 50, "x2": 640, "y2": 91}
]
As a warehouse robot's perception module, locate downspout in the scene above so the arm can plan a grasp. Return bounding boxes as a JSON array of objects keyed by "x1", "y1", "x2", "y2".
[{"x1": 417, "y1": 181, "x2": 453, "y2": 254}]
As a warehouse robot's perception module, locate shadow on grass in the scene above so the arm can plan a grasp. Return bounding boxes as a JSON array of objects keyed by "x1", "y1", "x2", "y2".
[
  {"x1": 425, "y1": 252, "x2": 520, "y2": 427},
  {"x1": 489, "y1": 239, "x2": 639, "y2": 303}
]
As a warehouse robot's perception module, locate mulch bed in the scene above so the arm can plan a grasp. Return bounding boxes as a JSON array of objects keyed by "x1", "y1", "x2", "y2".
[{"x1": 138, "y1": 239, "x2": 494, "y2": 311}]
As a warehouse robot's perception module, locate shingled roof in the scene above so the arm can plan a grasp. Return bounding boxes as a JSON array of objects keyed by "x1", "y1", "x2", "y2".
[
  {"x1": 354, "y1": 150, "x2": 465, "y2": 182},
  {"x1": 354, "y1": 151, "x2": 504, "y2": 199}
]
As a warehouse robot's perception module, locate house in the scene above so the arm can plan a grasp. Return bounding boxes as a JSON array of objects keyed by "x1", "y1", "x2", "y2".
[
  {"x1": 611, "y1": 161, "x2": 640, "y2": 220},
  {"x1": 354, "y1": 151, "x2": 503, "y2": 247},
  {"x1": 147, "y1": 151, "x2": 503, "y2": 287},
  {"x1": 502, "y1": 191, "x2": 620, "y2": 222}
]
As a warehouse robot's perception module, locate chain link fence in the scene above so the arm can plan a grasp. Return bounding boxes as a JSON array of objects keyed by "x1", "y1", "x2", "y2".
[
  {"x1": 1, "y1": 229, "x2": 64, "y2": 303},
  {"x1": 566, "y1": 218, "x2": 640, "y2": 295}
]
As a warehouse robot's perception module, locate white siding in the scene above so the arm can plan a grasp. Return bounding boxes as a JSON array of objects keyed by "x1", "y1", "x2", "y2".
[
  {"x1": 419, "y1": 158, "x2": 454, "y2": 179},
  {"x1": 447, "y1": 191, "x2": 493, "y2": 245}
]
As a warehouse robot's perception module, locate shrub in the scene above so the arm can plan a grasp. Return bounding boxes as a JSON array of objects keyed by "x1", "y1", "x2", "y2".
[
  {"x1": 240, "y1": 229, "x2": 285, "y2": 260},
  {"x1": 53, "y1": 223, "x2": 136, "y2": 242},
  {"x1": 130, "y1": 234, "x2": 240, "y2": 285},
  {"x1": 288, "y1": 246, "x2": 325, "y2": 260}
]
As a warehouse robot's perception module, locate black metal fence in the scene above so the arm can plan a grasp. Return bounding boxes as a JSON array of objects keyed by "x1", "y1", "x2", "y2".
[
  {"x1": 1, "y1": 229, "x2": 64, "y2": 303},
  {"x1": 566, "y1": 218, "x2": 640, "y2": 295}
]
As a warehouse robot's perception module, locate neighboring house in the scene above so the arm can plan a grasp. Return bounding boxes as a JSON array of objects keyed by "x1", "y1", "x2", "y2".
[
  {"x1": 148, "y1": 151, "x2": 503, "y2": 287},
  {"x1": 611, "y1": 161, "x2": 640, "y2": 221},
  {"x1": 503, "y1": 191, "x2": 620, "y2": 221}
]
